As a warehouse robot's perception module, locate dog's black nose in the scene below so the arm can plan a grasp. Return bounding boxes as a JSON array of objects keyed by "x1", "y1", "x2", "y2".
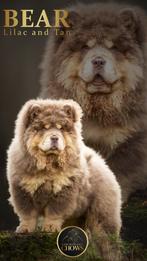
[
  {"x1": 51, "y1": 136, "x2": 58, "y2": 149},
  {"x1": 51, "y1": 136, "x2": 58, "y2": 143},
  {"x1": 92, "y1": 57, "x2": 105, "y2": 68}
]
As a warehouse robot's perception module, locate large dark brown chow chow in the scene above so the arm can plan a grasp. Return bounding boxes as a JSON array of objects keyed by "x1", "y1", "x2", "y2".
[
  {"x1": 7, "y1": 99, "x2": 121, "y2": 261},
  {"x1": 40, "y1": 3, "x2": 147, "y2": 202}
]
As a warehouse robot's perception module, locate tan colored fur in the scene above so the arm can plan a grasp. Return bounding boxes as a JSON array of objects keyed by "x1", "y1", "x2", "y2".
[
  {"x1": 20, "y1": 169, "x2": 76, "y2": 196},
  {"x1": 84, "y1": 120, "x2": 139, "y2": 151}
]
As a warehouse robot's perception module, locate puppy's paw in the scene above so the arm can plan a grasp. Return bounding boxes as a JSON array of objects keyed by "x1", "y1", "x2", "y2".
[
  {"x1": 42, "y1": 220, "x2": 62, "y2": 233},
  {"x1": 16, "y1": 224, "x2": 35, "y2": 233}
]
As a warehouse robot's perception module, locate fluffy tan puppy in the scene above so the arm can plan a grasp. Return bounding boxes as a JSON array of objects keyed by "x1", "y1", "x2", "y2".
[{"x1": 7, "y1": 99, "x2": 122, "y2": 260}]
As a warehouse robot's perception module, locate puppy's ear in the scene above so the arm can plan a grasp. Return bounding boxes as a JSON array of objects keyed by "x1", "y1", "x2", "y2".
[
  {"x1": 63, "y1": 104, "x2": 77, "y2": 122},
  {"x1": 119, "y1": 8, "x2": 146, "y2": 44},
  {"x1": 26, "y1": 104, "x2": 41, "y2": 127}
]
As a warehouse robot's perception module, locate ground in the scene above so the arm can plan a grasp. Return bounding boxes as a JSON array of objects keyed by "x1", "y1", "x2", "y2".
[{"x1": 0, "y1": 190, "x2": 147, "y2": 261}]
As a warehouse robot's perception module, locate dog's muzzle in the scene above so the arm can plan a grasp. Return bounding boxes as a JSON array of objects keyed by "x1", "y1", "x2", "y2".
[{"x1": 38, "y1": 135, "x2": 58, "y2": 151}]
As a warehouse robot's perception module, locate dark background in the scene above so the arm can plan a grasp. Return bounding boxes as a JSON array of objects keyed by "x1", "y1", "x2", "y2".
[{"x1": 1, "y1": 0, "x2": 147, "y2": 230}]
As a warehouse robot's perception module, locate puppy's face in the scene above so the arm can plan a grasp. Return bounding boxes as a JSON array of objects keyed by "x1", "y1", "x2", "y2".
[{"x1": 23, "y1": 103, "x2": 78, "y2": 159}]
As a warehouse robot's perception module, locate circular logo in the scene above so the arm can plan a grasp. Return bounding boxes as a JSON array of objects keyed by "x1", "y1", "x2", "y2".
[{"x1": 57, "y1": 226, "x2": 89, "y2": 258}]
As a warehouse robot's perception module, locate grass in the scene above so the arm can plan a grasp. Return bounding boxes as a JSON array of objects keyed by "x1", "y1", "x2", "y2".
[
  {"x1": 0, "y1": 231, "x2": 147, "y2": 261},
  {"x1": 0, "y1": 231, "x2": 101, "y2": 261}
]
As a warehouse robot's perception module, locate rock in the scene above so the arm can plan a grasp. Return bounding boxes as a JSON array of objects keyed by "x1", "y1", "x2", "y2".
[{"x1": 0, "y1": 190, "x2": 147, "y2": 261}]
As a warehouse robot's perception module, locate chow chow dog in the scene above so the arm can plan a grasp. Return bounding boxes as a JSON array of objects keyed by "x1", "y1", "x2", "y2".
[
  {"x1": 40, "y1": 3, "x2": 147, "y2": 202},
  {"x1": 7, "y1": 99, "x2": 121, "y2": 260}
]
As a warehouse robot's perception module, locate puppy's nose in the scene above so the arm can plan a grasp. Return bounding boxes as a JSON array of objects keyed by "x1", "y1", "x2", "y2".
[
  {"x1": 92, "y1": 57, "x2": 105, "y2": 68},
  {"x1": 51, "y1": 136, "x2": 58, "y2": 143}
]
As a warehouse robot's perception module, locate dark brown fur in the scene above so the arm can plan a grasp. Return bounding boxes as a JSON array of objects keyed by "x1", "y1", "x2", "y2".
[{"x1": 40, "y1": 3, "x2": 147, "y2": 202}]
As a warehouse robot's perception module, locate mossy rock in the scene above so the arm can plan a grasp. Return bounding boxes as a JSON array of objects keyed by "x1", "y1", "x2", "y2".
[
  {"x1": 0, "y1": 232, "x2": 101, "y2": 261},
  {"x1": 0, "y1": 231, "x2": 147, "y2": 261},
  {"x1": 0, "y1": 190, "x2": 147, "y2": 261}
]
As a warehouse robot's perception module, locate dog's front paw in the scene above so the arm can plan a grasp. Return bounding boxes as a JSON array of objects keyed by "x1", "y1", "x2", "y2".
[
  {"x1": 42, "y1": 220, "x2": 62, "y2": 233},
  {"x1": 16, "y1": 223, "x2": 35, "y2": 233}
]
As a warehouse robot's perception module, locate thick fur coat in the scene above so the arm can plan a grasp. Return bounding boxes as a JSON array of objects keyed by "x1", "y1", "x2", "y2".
[
  {"x1": 40, "y1": 3, "x2": 147, "y2": 202},
  {"x1": 7, "y1": 99, "x2": 122, "y2": 260}
]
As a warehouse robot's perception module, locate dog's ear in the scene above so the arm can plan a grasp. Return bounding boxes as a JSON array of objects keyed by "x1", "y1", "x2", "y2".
[
  {"x1": 120, "y1": 9, "x2": 137, "y2": 33},
  {"x1": 26, "y1": 104, "x2": 41, "y2": 127},
  {"x1": 58, "y1": 11, "x2": 81, "y2": 29},
  {"x1": 119, "y1": 8, "x2": 146, "y2": 44},
  {"x1": 63, "y1": 104, "x2": 77, "y2": 122},
  {"x1": 55, "y1": 11, "x2": 81, "y2": 43}
]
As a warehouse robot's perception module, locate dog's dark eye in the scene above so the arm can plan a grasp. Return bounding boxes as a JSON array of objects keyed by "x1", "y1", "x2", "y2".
[
  {"x1": 59, "y1": 124, "x2": 66, "y2": 130},
  {"x1": 111, "y1": 45, "x2": 125, "y2": 55},
  {"x1": 34, "y1": 125, "x2": 42, "y2": 131},
  {"x1": 33, "y1": 122, "x2": 44, "y2": 131},
  {"x1": 111, "y1": 44, "x2": 131, "y2": 56},
  {"x1": 60, "y1": 123, "x2": 72, "y2": 132},
  {"x1": 81, "y1": 44, "x2": 89, "y2": 50},
  {"x1": 110, "y1": 45, "x2": 118, "y2": 51}
]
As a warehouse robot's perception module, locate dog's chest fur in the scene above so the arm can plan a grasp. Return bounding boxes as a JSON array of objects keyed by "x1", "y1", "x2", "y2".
[
  {"x1": 20, "y1": 167, "x2": 90, "y2": 215},
  {"x1": 83, "y1": 119, "x2": 137, "y2": 156},
  {"x1": 20, "y1": 170, "x2": 74, "y2": 196}
]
